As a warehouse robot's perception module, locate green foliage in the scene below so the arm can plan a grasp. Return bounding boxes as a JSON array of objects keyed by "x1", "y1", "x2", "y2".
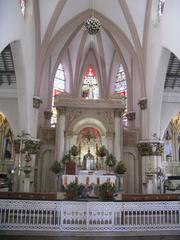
[
  {"x1": 65, "y1": 181, "x2": 81, "y2": 200},
  {"x1": 105, "y1": 153, "x2": 116, "y2": 167},
  {"x1": 99, "y1": 182, "x2": 116, "y2": 201},
  {"x1": 97, "y1": 145, "x2": 109, "y2": 157},
  {"x1": 115, "y1": 161, "x2": 127, "y2": 174},
  {"x1": 62, "y1": 151, "x2": 71, "y2": 165},
  {"x1": 50, "y1": 161, "x2": 62, "y2": 174},
  {"x1": 70, "y1": 145, "x2": 79, "y2": 156}
]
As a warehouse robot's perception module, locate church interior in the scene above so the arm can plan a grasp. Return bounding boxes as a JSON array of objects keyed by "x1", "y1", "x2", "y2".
[{"x1": 0, "y1": 0, "x2": 180, "y2": 238}]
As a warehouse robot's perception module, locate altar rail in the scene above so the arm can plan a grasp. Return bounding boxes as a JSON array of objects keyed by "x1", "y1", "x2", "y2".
[{"x1": 0, "y1": 200, "x2": 180, "y2": 232}]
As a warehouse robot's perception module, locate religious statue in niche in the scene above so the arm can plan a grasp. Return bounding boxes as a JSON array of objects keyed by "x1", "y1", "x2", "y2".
[
  {"x1": 83, "y1": 149, "x2": 95, "y2": 170},
  {"x1": 77, "y1": 127, "x2": 102, "y2": 168},
  {"x1": 81, "y1": 66, "x2": 99, "y2": 99}
]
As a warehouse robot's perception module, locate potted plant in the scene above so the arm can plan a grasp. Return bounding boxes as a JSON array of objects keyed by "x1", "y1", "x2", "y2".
[
  {"x1": 115, "y1": 161, "x2": 127, "y2": 175},
  {"x1": 65, "y1": 181, "x2": 80, "y2": 200},
  {"x1": 115, "y1": 161, "x2": 127, "y2": 192},
  {"x1": 70, "y1": 145, "x2": 79, "y2": 156},
  {"x1": 50, "y1": 161, "x2": 62, "y2": 174},
  {"x1": 97, "y1": 145, "x2": 109, "y2": 157},
  {"x1": 105, "y1": 154, "x2": 116, "y2": 171},
  {"x1": 50, "y1": 161, "x2": 63, "y2": 192},
  {"x1": 99, "y1": 182, "x2": 116, "y2": 201}
]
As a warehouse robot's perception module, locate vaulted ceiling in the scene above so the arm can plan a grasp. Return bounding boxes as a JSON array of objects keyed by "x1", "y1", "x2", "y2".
[{"x1": 36, "y1": 0, "x2": 150, "y2": 96}]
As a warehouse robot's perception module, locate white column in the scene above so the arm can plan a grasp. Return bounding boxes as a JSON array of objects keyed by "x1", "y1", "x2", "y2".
[
  {"x1": 106, "y1": 132, "x2": 113, "y2": 153},
  {"x1": 138, "y1": 140, "x2": 164, "y2": 194},
  {"x1": 114, "y1": 110, "x2": 123, "y2": 162},
  {"x1": 56, "y1": 108, "x2": 66, "y2": 162}
]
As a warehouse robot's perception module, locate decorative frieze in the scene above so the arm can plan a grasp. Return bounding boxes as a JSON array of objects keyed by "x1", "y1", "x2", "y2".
[
  {"x1": 57, "y1": 108, "x2": 66, "y2": 115},
  {"x1": 44, "y1": 110, "x2": 53, "y2": 120},
  {"x1": 14, "y1": 133, "x2": 41, "y2": 154},
  {"x1": 33, "y1": 96, "x2": 43, "y2": 109},
  {"x1": 39, "y1": 128, "x2": 56, "y2": 145},
  {"x1": 114, "y1": 109, "x2": 124, "y2": 118},
  {"x1": 138, "y1": 97, "x2": 147, "y2": 110},
  {"x1": 137, "y1": 140, "x2": 164, "y2": 156},
  {"x1": 126, "y1": 111, "x2": 136, "y2": 121}
]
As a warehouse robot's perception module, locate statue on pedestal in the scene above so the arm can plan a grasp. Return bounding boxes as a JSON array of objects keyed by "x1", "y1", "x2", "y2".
[{"x1": 83, "y1": 150, "x2": 95, "y2": 170}]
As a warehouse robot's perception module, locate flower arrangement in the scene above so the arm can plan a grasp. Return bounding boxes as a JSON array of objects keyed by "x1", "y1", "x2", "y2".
[
  {"x1": 70, "y1": 145, "x2": 79, "y2": 157},
  {"x1": 137, "y1": 141, "x2": 164, "y2": 156},
  {"x1": 115, "y1": 161, "x2": 127, "y2": 174},
  {"x1": 14, "y1": 137, "x2": 41, "y2": 154},
  {"x1": 65, "y1": 181, "x2": 80, "y2": 200},
  {"x1": 99, "y1": 182, "x2": 116, "y2": 201},
  {"x1": 105, "y1": 153, "x2": 116, "y2": 167},
  {"x1": 62, "y1": 152, "x2": 71, "y2": 165},
  {"x1": 84, "y1": 17, "x2": 101, "y2": 35},
  {"x1": 97, "y1": 145, "x2": 109, "y2": 157},
  {"x1": 50, "y1": 161, "x2": 62, "y2": 174}
]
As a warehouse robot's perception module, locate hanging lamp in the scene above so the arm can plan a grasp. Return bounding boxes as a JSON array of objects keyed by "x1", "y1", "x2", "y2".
[{"x1": 84, "y1": 0, "x2": 101, "y2": 35}]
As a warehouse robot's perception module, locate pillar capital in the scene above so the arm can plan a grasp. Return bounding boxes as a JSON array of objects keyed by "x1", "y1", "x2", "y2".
[
  {"x1": 106, "y1": 131, "x2": 114, "y2": 138},
  {"x1": 44, "y1": 110, "x2": 53, "y2": 120},
  {"x1": 114, "y1": 109, "x2": 124, "y2": 118},
  {"x1": 126, "y1": 111, "x2": 136, "y2": 121},
  {"x1": 138, "y1": 97, "x2": 147, "y2": 110},
  {"x1": 137, "y1": 140, "x2": 164, "y2": 156},
  {"x1": 57, "y1": 107, "x2": 66, "y2": 116},
  {"x1": 33, "y1": 96, "x2": 42, "y2": 109}
]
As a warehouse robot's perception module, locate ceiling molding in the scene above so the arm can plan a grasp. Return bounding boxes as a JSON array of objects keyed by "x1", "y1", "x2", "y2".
[
  {"x1": 73, "y1": 31, "x2": 88, "y2": 96},
  {"x1": 67, "y1": 48, "x2": 73, "y2": 95},
  {"x1": 142, "y1": 0, "x2": 152, "y2": 76},
  {"x1": 107, "y1": 50, "x2": 116, "y2": 95},
  {"x1": 36, "y1": 9, "x2": 137, "y2": 96},
  {"x1": 96, "y1": 32, "x2": 107, "y2": 97}
]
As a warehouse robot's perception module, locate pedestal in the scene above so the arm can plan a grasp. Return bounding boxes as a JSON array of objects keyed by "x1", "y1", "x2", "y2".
[{"x1": 24, "y1": 177, "x2": 30, "y2": 192}]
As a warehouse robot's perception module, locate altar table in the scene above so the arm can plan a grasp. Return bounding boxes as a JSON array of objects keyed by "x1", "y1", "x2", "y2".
[{"x1": 62, "y1": 174, "x2": 116, "y2": 187}]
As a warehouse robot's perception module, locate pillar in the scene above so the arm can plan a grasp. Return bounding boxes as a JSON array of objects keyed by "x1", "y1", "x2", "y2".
[
  {"x1": 138, "y1": 97, "x2": 148, "y2": 139},
  {"x1": 114, "y1": 110, "x2": 123, "y2": 162},
  {"x1": 56, "y1": 108, "x2": 66, "y2": 162},
  {"x1": 137, "y1": 140, "x2": 164, "y2": 194},
  {"x1": 106, "y1": 132, "x2": 113, "y2": 153}
]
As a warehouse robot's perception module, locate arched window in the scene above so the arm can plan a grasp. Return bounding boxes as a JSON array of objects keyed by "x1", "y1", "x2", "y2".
[
  {"x1": 81, "y1": 66, "x2": 99, "y2": 99},
  {"x1": 51, "y1": 64, "x2": 65, "y2": 125},
  {"x1": 115, "y1": 64, "x2": 127, "y2": 126},
  {"x1": 158, "y1": 0, "x2": 165, "y2": 17},
  {"x1": 115, "y1": 64, "x2": 127, "y2": 97}
]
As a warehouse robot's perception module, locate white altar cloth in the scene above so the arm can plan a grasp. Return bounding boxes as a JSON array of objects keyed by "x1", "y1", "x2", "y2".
[{"x1": 62, "y1": 174, "x2": 116, "y2": 186}]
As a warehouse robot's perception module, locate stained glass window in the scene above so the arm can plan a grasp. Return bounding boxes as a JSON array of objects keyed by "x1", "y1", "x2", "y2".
[
  {"x1": 51, "y1": 64, "x2": 65, "y2": 125},
  {"x1": 20, "y1": 0, "x2": 26, "y2": 17},
  {"x1": 81, "y1": 66, "x2": 99, "y2": 99},
  {"x1": 158, "y1": 0, "x2": 165, "y2": 17},
  {"x1": 115, "y1": 64, "x2": 127, "y2": 97}
]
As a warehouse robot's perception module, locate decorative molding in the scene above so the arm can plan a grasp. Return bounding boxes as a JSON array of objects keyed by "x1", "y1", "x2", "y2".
[
  {"x1": 57, "y1": 108, "x2": 66, "y2": 115},
  {"x1": 114, "y1": 109, "x2": 124, "y2": 118},
  {"x1": 106, "y1": 131, "x2": 113, "y2": 138},
  {"x1": 55, "y1": 96, "x2": 125, "y2": 110},
  {"x1": 126, "y1": 111, "x2": 136, "y2": 121},
  {"x1": 137, "y1": 140, "x2": 164, "y2": 156},
  {"x1": 44, "y1": 110, "x2": 53, "y2": 120},
  {"x1": 138, "y1": 97, "x2": 147, "y2": 110},
  {"x1": 14, "y1": 135, "x2": 41, "y2": 154},
  {"x1": 33, "y1": 96, "x2": 42, "y2": 109},
  {"x1": 39, "y1": 127, "x2": 55, "y2": 145}
]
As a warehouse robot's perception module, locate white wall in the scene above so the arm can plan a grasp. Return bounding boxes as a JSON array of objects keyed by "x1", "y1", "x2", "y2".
[{"x1": 0, "y1": 98, "x2": 19, "y2": 135}]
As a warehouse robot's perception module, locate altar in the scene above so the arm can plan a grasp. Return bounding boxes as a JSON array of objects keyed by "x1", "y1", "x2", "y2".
[{"x1": 62, "y1": 171, "x2": 116, "y2": 187}]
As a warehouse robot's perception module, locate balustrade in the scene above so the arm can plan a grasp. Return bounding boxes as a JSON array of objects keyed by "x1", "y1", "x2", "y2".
[{"x1": 0, "y1": 199, "x2": 180, "y2": 232}]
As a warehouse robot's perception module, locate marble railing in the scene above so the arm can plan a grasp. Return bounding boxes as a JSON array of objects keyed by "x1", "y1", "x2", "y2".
[{"x1": 0, "y1": 200, "x2": 180, "y2": 232}]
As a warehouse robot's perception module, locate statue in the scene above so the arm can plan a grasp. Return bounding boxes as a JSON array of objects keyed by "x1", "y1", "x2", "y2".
[{"x1": 83, "y1": 149, "x2": 95, "y2": 170}]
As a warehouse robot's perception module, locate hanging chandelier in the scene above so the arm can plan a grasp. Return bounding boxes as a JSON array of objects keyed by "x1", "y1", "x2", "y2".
[{"x1": 84, "y1": 16, "x2": 101, "y2": 35}]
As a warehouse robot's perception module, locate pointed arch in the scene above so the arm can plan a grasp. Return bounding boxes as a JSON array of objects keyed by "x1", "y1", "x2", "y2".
[{"x1": 81, "y1": 65, "x2": 99, "y2": 100}]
